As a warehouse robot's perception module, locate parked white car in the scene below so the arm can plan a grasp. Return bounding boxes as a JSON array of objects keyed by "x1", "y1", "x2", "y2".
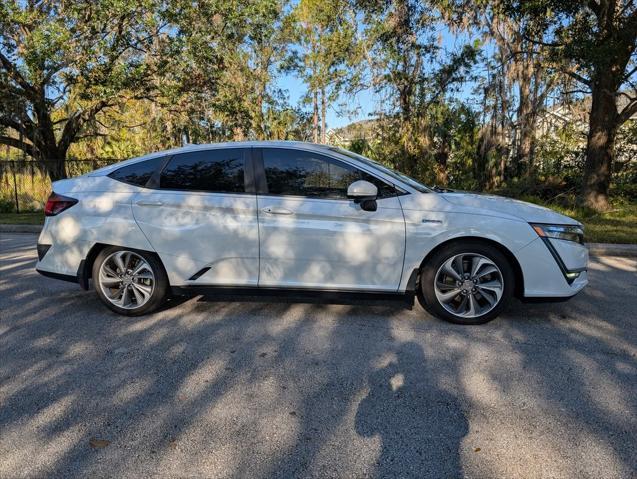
[{"x1": 36, "y1": 141, "x2": 588, "y2": 324}]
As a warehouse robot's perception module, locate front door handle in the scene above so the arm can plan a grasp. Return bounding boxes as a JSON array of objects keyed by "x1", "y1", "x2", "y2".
[
  {"x1": 261, "y1": 206, "x2": 293, "y2": 215},
  {"x1": 136, "y1": 200, "x2": 163, "y2": 207}
]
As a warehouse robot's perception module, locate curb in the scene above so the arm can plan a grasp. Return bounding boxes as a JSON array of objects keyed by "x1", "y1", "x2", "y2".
[
  {"x1": 1, "y1": 224, "x2": 635, "y2": 257},
  {"x1": 0, "y1": 224, "x2": 42, "y2": 234},
  {"x1": 587, "y1": 243, "x2": 637, "y2": 258}
]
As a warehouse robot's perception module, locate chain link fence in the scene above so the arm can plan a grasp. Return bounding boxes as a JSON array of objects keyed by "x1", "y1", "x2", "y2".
[{"x1": 0, "y1": 159, "x2": 121, "y2": 213}]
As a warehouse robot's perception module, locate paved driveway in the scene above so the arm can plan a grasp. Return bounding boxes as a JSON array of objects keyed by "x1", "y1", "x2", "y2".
[{"x1": 1, "y1": 233, "x2": 636, "y2": 478}]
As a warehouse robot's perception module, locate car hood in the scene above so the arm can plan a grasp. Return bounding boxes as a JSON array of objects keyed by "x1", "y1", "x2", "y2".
[{"x1": 438, "y1": 192, "x2": 581, "y2": 225}]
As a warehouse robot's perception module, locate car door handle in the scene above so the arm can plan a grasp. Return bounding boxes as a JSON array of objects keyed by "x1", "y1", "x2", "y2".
[
  {"x1": 261, "y1": 206, "x2": 293, "y2": 215},
  {"x1": 136, "y1": 200, "x2": 163, "y2": 207}
]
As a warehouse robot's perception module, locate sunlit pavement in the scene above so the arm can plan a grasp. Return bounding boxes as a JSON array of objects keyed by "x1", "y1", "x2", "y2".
[{"x1": 1, "y1": 233, "x2": 636, "y2": 479}]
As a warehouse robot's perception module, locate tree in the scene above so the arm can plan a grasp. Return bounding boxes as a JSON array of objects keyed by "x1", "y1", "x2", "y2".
[
  {"x1": 506, "y1": 0, "x2": 637, "y2": 210},
  {"x1": 243, "y1": 0, "x2": 294, "y2": 140},
  {"x1": 354, "y1": 0, "x2": 479, "y2": 177},
  {"x1": 488, "y1": 15, "x2": 555, "y2": 177},
  {"x1": 0, "y1": 0, "x2": 163, "y2": 179},
  {"x1": 291, "y1": 0, "x2": 355, "y2": 143},
  {"x1": 442, "y1": 0, "x2": 558, "y2": 179}
]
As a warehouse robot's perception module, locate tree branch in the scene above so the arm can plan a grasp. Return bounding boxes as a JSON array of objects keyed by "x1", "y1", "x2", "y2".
[
  {"x1": 0, "y1": 115, "x2": 25, "y2": 133},
  {"x1": 0, "y1": 52, "x2": 38, "y2": 99},
  {"x1": 587, "y1": 0, "x2": 601, "y2": 18},
  {"x1": 563, "y1": 68, "x2": 592, "y2": 87},
  {"x1": 0, "y1": 135, "x2": 37, "y2": 157},
  {"x1": 624, "y1": 64, "x2": 637, "y2": 82},
  {"x1": 0, "y1": 114, "x2": 38, "y2": 142},
  {"x1": 57, "y1": 100, "x2": 112, "y2": 154},
  {"x1": 521, "y1": 34, "x2": 564, "y2": 48},
  {"x1": 618, "y1": 99, "x2": 637, "y2": 123}
]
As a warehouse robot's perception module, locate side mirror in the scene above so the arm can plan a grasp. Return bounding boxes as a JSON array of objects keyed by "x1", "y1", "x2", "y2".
[
  {"x1": 347, "y1": 180, "x2": 378, "y2": 201},
  {"x1": 347, "y1": 180, "x2": 378, "y2": 212}
]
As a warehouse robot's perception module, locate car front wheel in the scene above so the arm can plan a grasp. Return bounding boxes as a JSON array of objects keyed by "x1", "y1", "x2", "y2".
[
  {"x1": 92, "y1": 247, "x2": 168, "y2": 316},
  {"x1": 419, "y1": 241, "x2": 515, "y2": 325}
]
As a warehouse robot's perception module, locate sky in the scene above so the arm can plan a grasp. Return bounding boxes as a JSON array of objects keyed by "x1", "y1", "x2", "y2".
[{"x1": 278, "y1": 73, "x2": 378, "y2": 129}]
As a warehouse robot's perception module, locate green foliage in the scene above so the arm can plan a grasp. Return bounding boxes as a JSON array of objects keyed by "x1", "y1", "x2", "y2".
[
  {"x1": 0, "y1": 0, "x2": 635, "y2": 223},
  {"x1": 0, "y1": 0, "x2": 165, "y2": 179},
  {"x1": 534, "y1": 124, "x2": 586, "y2": 189},
  {"x1": 519, "y1": 195, "x2": 637, "y2": 244},
  {"x1": 0, "y1": 197, "x2": 15, "y2": 213},
  {"x1": 0, "y1": 212, "x2": 44, "y2": 224}
]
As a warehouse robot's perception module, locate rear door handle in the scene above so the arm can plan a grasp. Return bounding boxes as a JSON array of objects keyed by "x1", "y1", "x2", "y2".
[
  {"x1": 136, "y1": 200, "x2": 163, "y2": 207},
  {"x1": 261, "y1": 206, "x2": 293, "y2": 215}
]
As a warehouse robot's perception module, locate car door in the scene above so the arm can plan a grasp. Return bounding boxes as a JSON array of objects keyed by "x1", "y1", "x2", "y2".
[
  {"x1": 255, "y1": 147, "x2": 406, "y2": 291},
  {"x1": 132, "y1": 148, "x2": 259, "y2": 286}
]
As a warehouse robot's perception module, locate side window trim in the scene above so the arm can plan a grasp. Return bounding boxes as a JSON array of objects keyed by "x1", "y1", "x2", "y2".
[
  {"x1": 252, "y1": 148, "x2": 267, "y2": 194},
  {"x1": 244, "y1": 148, "x2": 258, "y2": 194},
  {"x1": 146, "y1": 155, "x2": 173, "y2": 189},
  {"x1": 257, "y1": 147, "x2": 397, "y2": 200}
]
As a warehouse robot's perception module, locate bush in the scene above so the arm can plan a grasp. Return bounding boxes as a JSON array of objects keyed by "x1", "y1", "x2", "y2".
[{"x1": 0, "y1": 197, "x2": 15, "y2": 213}]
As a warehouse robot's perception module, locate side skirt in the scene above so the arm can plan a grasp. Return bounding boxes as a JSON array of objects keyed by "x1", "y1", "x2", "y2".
[
  {"x1": 171, "y1": 285, "x2": 415, "y2": 307},
  {"x1": 36, "y1": 268, "x2": 79, "y2": 284},
  {"x1": 520, "y1": 291, "x2": 582, "y2": 303}
]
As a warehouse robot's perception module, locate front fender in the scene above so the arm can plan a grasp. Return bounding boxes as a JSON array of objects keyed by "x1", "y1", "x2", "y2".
[{"x1": 398, "y1": 209, "x2": 537, "y2": 291}]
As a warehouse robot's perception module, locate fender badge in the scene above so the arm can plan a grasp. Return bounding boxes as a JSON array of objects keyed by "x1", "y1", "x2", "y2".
[{"x1": 421, "y1": 219, "x2": 442, "y2": 224}]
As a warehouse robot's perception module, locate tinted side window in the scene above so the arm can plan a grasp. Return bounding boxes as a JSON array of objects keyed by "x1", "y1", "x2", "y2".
[
  {"x1": 160, "y1": 149, "x2": 245, "y2": 193},
  {"x1": 108, "y1": 157, "x2": 163, "y2": 187},
  {"x1": 263, "y1": 149, "x2": 395, "y2": 199}
]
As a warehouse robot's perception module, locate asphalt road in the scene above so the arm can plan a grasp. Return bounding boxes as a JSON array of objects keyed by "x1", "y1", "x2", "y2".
[{"x1": 1, "y1": 233, "x2": 636, "y2": 479}]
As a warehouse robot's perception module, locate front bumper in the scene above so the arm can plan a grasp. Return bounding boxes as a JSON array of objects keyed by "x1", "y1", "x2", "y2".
[
  {"x1": 541, "y1": 236, "x2": 588, "y2": 285},
  {"x1": 517, "y1": 237, "x2": 589, "y2": 298}
]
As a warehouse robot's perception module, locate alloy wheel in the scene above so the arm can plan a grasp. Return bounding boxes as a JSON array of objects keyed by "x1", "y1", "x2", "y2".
[
  {"x1": 98, "y1": 250, "x2": 156, "y2": 310},
  {"x1": 433, "y1": 253, "x2": 504, "y2": 319}
]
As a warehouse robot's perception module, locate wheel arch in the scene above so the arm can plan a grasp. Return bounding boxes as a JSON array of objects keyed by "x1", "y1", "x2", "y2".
[
  {"x1": 416, "y1": 236, "x2": 525, "y2": 299},
  {"x1": 78, "y1": 243, "x2": 166, "y2": 290}
]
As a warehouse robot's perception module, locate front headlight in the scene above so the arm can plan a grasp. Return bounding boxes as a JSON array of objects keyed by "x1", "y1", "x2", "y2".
[{"x1": 531, "y1": 224, "x2": 584, "y2": 244}]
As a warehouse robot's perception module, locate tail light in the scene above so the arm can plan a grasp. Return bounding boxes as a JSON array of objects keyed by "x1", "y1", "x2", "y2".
[{"x1": 45, "y1": 192, "x2": 78, "y2": 216}]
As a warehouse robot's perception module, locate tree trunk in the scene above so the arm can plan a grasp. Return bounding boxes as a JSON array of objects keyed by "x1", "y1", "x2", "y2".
[
  {"x1": 321, "y1": 87, "x2": 327, "y2": 144},
  {"x1": 516, "y1": 61, "x2": 534, "y2": 177},
  {"x1": 40, "y1": 144, "x2": 69, "y2": 181},
  {"x1": 435, "y1": 142, "x2": 449, "y2": 186},
  {"x1": 517, "y1": 111, "x2": 535, "y2": 177},
  {"x1": 256, "y1": 87, "x2": 265, "y2": 140},
  {"x1": 313, "y1": 90, "x2": 319, "y2": 143},
  {"x1": 580, "y1": 75, "x2": 618, "y2": 211}
]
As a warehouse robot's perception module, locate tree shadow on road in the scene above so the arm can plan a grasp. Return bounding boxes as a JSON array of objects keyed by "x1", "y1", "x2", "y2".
[
  {"x1": 355, "y1": 341, "x2": 468, "y2": 478},
  {"x1": 1, "y1": 237, "x2": 636, "y2": 478}
]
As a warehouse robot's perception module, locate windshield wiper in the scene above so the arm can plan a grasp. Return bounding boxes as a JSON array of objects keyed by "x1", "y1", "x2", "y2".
[{"x1": 431, "y1": 185, "x2": 454, "y2": 193}]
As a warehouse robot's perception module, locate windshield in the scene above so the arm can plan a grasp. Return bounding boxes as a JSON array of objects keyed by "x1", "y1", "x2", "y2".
[{"x1": 330, "y1": 147, "x2": 431, "y2": 193}]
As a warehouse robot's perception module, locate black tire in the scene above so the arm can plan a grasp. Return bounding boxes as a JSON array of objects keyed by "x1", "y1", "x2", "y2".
[
  {"x1": 92, "y1": 246, "x2": 169, "y2": 316},
  {"x1": 418, "y1": 241, "x2": 515, "y2": 325}
]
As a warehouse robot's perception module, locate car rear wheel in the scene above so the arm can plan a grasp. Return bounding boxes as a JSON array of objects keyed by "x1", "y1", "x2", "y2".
[
  {"x1": 419, "y1": 241, "x2": 514, "y2": 325},
  {"x1": 93, "y1": 247, "x2": 168, "y2": 316}
]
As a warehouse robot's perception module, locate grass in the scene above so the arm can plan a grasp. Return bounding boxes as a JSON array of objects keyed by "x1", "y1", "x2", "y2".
[
  {"x1": 0, "y1": 212, "x2": 45, "y2": 225},
  {"x1": 517, "y1": 196, "x2": 637, "y2": 244},
  {"x1": 0, "y1": 197, "x2": 635, "y2": 244}
]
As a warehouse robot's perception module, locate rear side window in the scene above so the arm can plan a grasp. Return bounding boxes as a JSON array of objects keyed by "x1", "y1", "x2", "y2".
[
  {"x1": 262, "y1": 148, "x2": 395, "y2": 199},
  {"x1": 160, "y1": 149, "x2": 245, "y2": 193},
  {"x1": 108, "y1": 157, "x2": 163, "y2": 187}
]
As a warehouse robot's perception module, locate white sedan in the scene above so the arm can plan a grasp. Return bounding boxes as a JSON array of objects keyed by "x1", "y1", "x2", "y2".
[{"x1": 36, "y1": 141, "x2": 588, "y2": 324}]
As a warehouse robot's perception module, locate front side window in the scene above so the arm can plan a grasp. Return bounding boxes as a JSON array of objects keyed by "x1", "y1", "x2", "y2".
[
  {"x1": 262, "y1": 148, "x2": 395, "y2": 199},
  {"x1": 108, "y1": 157, "x2": 164, "y2": 187},
  {"x1": 160, "y1": 149, "x2": 245, "y2": 193},
  {"x1": 330, "y1": 147, "x2": 430, "y2": 193}
]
